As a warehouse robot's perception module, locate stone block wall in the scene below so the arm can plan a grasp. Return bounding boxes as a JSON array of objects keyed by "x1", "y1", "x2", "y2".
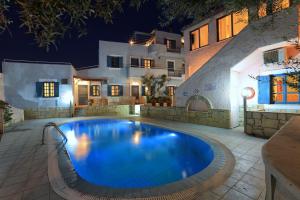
[
  {"x1": 141, "y1": 106, "x2": 231, "y2": 128},
  {"x1": 245, "y1": 111, "x2": 300, "y2": 138},
  {"x1": 75, "y1": 105, "x2": 130, "y2": 117},
  {"x1": 24, "y1": 108, "x2": 72, "y2": 120}
]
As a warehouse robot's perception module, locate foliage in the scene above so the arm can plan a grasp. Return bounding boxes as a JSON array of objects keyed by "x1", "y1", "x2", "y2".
[
  {"x1": 0, "y1": 100, "x2": 13, "y2": 124},
  {"x1": 0, "y1": 0, "x2": 146, "y2": 50},
  {"x1": 142, "y1": 74, "x2": 168, "y2": 99}
]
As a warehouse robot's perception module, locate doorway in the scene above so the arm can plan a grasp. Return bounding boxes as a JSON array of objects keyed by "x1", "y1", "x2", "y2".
[
  {"x1": 78, "y1": 85, "x2": 89, "y2": 106},
  {"x1": 131, "y1": 85, "x2": 139, "y2": 97}
]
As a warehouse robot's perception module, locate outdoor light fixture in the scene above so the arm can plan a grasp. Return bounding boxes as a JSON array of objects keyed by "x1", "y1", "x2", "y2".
[
  {"x1": 241, "y1": 87, "x2": 255, "y2": 99},
  {"x1": 241, "y1": 87, "x2": 255, "y2": 133},
  {"x1": 129, "y1": 40, "x2": 134, "y2": 45}
]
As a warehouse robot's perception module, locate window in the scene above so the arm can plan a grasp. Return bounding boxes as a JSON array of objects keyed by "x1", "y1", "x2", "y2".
[
  {"x1": 190, "y1": 29, "x2": 200, "y2": 50},
  {"x1": 90, "y1": 85, "x2": 100, "y2": 96},
  {"x1": 36, "y1": 82, "x2": 59, "y2": 98},
  {"x1": 273, "y1": 0, "x2": 290, "y2": 13},
  {"x1": 259, "y1": 0, "x2": 290, "y2": 18},
  {"x1": 130, "y1": 57, "x2": 139, "y2": 67},
  {"x1": 190, "y1": 24, "x2": 209, "y2": 50},
  {"x1": 167, "y1": 86, "x2": 175, "y2": 96},
  {"x1": 107, "y1": 56, "x2": 123, "y2": 68},
  {"x1": 217, "y1": 9, "x2": 249, "y2": 41},
  {"x1": 167, "y1": 61, "x2": 175, "y2": 72},
  {"x1": 263, "y1": 48, "x2": 286, "y2": 64},
  {"x1": 111, "y1": 85, "x2": 119, "y2": 96},
  {"x1": 199, "y1": 25, "x2": 209, "y2": 47},
  {"x1": 142, "y1": 59, "x2": 154, "y2": 68},
  {"x1": 43, "y1": 82, "x2": 55, "y2": 97},
  {"x1": 218, "y1": 15, "x2": 232, "y2": 41},
  {"x1": 272, "y1": 76, "x2": 284, "y2": 103},
  {"x1": 166, "y1": 39, "x2": 176, "y2": 49},
  {"x1": 233, "y1": 9, "x2": 249, "y2": 35}
]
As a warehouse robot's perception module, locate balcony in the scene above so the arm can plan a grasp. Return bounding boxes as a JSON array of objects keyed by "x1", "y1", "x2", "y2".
[
  {"x1": 166, "y1": 47, "x2": 181, "y2": 53},
  {"x1": 127, "y1": 65, "x2": 168, "y2": 78},
  {"x1": 168, "y1": 69, "x2": 185, "y2": 78}
]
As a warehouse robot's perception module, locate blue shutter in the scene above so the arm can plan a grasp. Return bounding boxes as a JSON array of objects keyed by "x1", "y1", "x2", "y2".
[
  {"x1": 141, "y1": 86, "x2": 145, "y2": 96},
  {"x1": 119, "y1": 85, "x2": 123, "y2": 96},
  {"x1": 119, "y1": 57, "x2": 123, "y2": 68},
  {"x1": 54, "y1": 82, "x2": 59, "y2": 97},
  {"x1": 107, "y1": 85, "x2": 112, "y2": 96},
  {"x1": 90, "y1": 85, "x2": 93, "y2": 96},
  {"x1": 36, "y1": 82, "x2": 43, "y2": 97},
  {"x1": 107, "y1": 56, "x2": 112, "y2": 67},
  {"x1": 258, "y1": 75, "x2": 271, "y2": 104},
  {"x1": 150, "y1": 60, "x2": 154, "y2": 68},
  {"x1": 141, "y1": 59, "x2": 145, "y2": 67}
]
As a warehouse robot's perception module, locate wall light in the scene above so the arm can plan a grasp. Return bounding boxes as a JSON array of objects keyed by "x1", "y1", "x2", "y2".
[
  {"x1": 129, "y1": 40, "x2": 134, "y2": 46},
  {"x1": 241, "y1": 87, "x2": 255, "y2": 100}
]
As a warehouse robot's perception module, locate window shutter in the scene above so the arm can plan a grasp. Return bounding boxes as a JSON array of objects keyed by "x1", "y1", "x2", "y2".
[
  {"x1": 150, "y1": 60, "x2": 154, "y2": 68},
  {"x1": 36, "y1": 82, "x2": 43, "y2": 97},
  {"x1": 90, "y1": 85, "x2": 93, "y2": 96},
  {"x1": 54, "y1": 82, "x2": 59, "y2": 97},
  {"x1": 141, "y1": 86, "x2": 145, "y2": 96},
  {"x1": 141, "y1": 59, "x2": 145, "y2": 67},
  {"x1": 164, "y1": 38, "x2": 167, "y2": 45},
  {"x1": 119, "y1": 57, "x2": 123, "y2": 68},
  {"x1": 119, "y1": 86, "x2": 123, "y2": 96},
  {"x1": 258, "y1": 75, "x2": 271, "y2": 104},
  {"x1": 107, "y1": 85, "x2": 112, "y2": 96},
  {"x1": 107, "y1": 56, "x2": 112, "y2": 67}
]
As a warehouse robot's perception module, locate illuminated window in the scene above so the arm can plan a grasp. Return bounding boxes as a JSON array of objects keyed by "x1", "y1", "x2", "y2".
[
  {"x1": 233, "y1": 9, "x2": 249, "y2": 35},
  {"x1": 200, "y1": 25, "x2": 209, "y2": 47},
  {"x1": 142, "y1": 59, "x2": 153, "y2": 68},
  {"x1": 259, "y1": 0, "x2": 290, "y2": 18},
  {"x1": 90, "y1": 85, "x2": 100, "y2": 96},
  {"x1": 190, "y1": 29, "x2": 200, "y2": 50},
  {"x1": 218, "y1": 15, "x2": 232, "y2": 41},
  {"x1": 190, "y1": 24, "x2": 209, "y2": 51},
  {"x1": 217, "y1": 10, "x2": 249, "y2": 41},
  {"x1": 271, "y1": 74, "x2": 300, "y2": 104},
  {"x1": 111, "y1": 85, "x2": 120, "y2": 96},
  {"x1": 258, "y1": 3, "x2": 267, "y2": 18},
  {"x1": 273, "y1": 0, "x2": 290, "y2": 13},
  {"x1": 43, "y1": 82, "x2": 55, "y2": 97},
  {"x1": 167, "y1": 86, "x2": 175, "y2": 96}
]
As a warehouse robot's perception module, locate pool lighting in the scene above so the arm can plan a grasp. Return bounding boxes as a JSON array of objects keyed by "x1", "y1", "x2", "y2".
[{"x1": 169, "y1": 133, "x2": 177, "y2": 137}]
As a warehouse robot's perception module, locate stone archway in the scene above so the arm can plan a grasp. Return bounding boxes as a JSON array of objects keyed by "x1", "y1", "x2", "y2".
[{"x1": 186, "y1": 95, "x2": 212, "y2": 112}]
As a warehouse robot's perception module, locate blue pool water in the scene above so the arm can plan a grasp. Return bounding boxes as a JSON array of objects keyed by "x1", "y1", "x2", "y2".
[{"x1": 59, "y1": 119, "x2": 214, "y2": 189}]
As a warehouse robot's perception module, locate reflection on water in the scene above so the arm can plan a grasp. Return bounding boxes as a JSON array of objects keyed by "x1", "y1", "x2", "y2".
[
  {"x1": 59, "y1": 119, "x2": 214, "y2": 188},
  {"x1": 65, "y1": 130, "x2": 91, "y2": 160},
  {"x1": 132, "y1": 131, "x2": 142, "y2": 145}
]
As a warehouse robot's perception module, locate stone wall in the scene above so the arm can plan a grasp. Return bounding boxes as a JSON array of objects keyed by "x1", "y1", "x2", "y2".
[
  {"x1": 24, "y1": 108, "x2": 72, "y2": 120},
  {"x1": 75, "y1": 105, "x2": 130, "y2": 117},
  {"x1": 141, "y1": 106, "x2": 231, "y2": 128},
  {"x1": 245, "y1": 111, "x2": 300, "y2": 138}
]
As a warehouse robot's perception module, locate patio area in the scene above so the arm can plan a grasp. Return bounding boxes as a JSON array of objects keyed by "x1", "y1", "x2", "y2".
[{"x1": 0, "y1": 117, "x2": 267, "y2": 200}]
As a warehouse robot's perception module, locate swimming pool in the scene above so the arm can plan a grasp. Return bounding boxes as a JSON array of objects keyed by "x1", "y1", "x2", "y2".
[{"x1": 59, "y1": 119, "x2": 214, "y2": 189}]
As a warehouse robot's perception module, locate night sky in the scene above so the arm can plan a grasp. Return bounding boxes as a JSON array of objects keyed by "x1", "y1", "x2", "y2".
[{"x1": 0, "y1": 2, "x2": 185, "y2": 69}]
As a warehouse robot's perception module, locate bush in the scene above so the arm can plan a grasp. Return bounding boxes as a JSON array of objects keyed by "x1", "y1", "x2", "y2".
[{"x1": 0, "y1": 100, "x2": 13, "y2": 124}]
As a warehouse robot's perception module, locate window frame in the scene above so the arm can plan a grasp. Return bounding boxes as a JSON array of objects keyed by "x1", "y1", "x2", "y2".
[
  {"x1": 190, "y1": 23, "x2": 209, "y2": 51},
  {"x1": 130, "y1": 57, "x2": 140, "y2": 68},
  {"x1": 167, "y1": 60, "x2": 175, "y2": 72},
  {"x1": 107, "y1": 55, "x2": 123, "y2": 68},
  {"x1": 166, "y1": 39, "x2": 177, "y2": 50},
  {"x1": 90, "y1": 85, "x2": 101, "y2": 97},
  {"x1": 217, "y1": 10, "x2": 248, "y2": 42},
  {"x1": 111, "y1": 85, "x2": 120, "y2": 97},
  {"x1": 142, "y1": 58, "x2": 154, "y2": 68},
  {"x1": 271, "y1": 73, "x2": 300, "y2": 104},
  {"x1": 42, "y1": 82, "x2": 56, "y2": 98},
  {"x1": 167, "y1": 86, "x2": 176, "y2": 96}
]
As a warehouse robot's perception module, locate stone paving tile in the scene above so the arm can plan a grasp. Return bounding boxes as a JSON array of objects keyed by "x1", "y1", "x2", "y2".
[
  {"x1": 221, "y1": 188, "x2": 253, "y2": 200},
  {"x1": 0, "y1": 117, "x2": 268, "y2": 200},
  {"x1": 234, "y1": 180, "x2": 263, "y2": 200}
]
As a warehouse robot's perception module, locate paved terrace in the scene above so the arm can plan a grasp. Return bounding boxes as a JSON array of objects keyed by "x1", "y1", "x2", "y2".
[{"x1": 0, "y1": 117, "x2": 267, "y2": 200}]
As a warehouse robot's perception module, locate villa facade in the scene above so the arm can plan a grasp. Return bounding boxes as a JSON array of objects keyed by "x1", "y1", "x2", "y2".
[
  {"x1": 176, "y1": 0, "x2": 300, "y2": 128},
  {"x1": 1, "y1": 30, "x2": 185, "y2": 110}
]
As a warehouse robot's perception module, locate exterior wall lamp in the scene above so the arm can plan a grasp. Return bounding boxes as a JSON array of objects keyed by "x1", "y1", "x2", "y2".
[{"x1": 241, "y1": 87, "x2": 255, "y2": 133}]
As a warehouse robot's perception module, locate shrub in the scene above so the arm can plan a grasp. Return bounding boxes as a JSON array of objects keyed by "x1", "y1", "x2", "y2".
[{"x1": 0, "y1": 100, "x2": 13, "y2": 124}]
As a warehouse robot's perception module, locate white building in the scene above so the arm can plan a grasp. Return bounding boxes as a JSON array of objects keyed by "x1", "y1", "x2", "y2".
[
  {"x1": 176, "y1": 0, "x2": 300, "y2": 128},
  {"x1": 2, "y1": 30, "x2": 185, "y2": 109}
]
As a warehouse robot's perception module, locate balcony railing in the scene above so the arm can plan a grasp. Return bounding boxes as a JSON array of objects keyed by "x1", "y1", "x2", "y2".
[
  {"x1": 168, "y1": 69, "x2": 185, "y2": 77},
  {"x1": 166, "y1": 48, "x2": 181, "y2": 53}
]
